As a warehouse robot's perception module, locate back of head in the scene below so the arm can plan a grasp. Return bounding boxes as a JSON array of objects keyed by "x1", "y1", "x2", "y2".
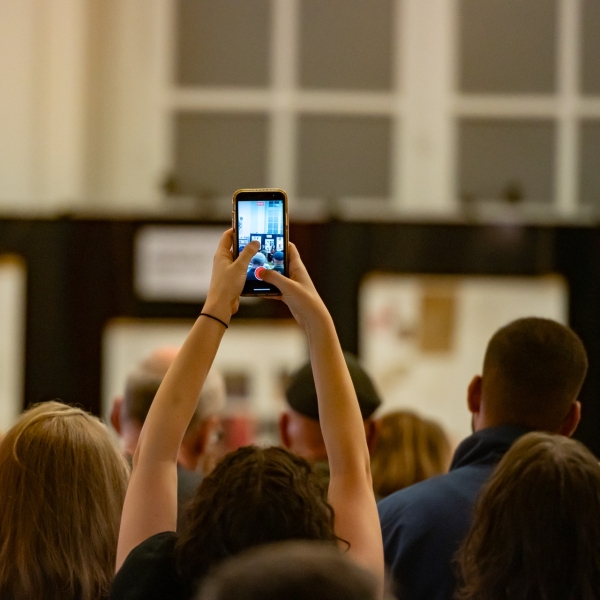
[
  {"x1": 175, "y1": 445, "x2": 337, "y2": 584},
  {"x1": 251, "y1": 253, "x2": 266, "y2": 266},
  {"x1": 198, "y1": 541, "x2": 378, "y2": 600},
  {"x1": 0, "y1": 401, "x2": 129, "y2": 600},
  {"x1": 286, "y1": 352, "x2": 381, "y2": 421},
  {"x1": 481, "y1": 318, "x2": 588, "y2": 430},
  {"x1": 124, "y1": 348, "x2": 226, "y2": 425},
  {"x1": 457, "y1": 432, "x2": 600, "y2": 600},
  {"x1": 371, "y1": 411, "x2": 451, "y2": 498}
]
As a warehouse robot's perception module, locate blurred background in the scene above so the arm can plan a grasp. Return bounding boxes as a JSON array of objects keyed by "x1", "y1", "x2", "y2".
[{"x1": 0, "y1": 0, "x2": 599, "y2": 453}]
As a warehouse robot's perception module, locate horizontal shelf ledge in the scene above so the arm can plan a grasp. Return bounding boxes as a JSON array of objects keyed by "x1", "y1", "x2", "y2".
[
  {"x1": 455, "y1": 95, "x2": 600, "y2": 118},
  {"x1": 164, "y1": 88, "x2": 404, "y2": 115}
]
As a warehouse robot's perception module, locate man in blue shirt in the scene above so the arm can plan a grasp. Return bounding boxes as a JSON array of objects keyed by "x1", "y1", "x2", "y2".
[{"x1": 378, "y1": 317, "x2": 588, "y2": 600}]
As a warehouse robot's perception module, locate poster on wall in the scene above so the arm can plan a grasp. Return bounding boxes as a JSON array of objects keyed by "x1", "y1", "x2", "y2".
[{"x1": 360, "y1": 274, "x2": 567, "y2": 444}]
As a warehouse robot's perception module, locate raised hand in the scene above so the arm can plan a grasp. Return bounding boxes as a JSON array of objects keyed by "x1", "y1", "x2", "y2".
[
  {"x1": 260, "y1": 243, "x2": 329, "y2": 331},
  {"x1": 204, "y1": 229, "x2": 260, "y2": 324}
]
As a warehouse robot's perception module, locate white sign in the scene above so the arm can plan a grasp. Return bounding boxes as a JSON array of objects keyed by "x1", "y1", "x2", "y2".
[{"x1": 135, "y1": 226, "x2": 224, "y2": 302}]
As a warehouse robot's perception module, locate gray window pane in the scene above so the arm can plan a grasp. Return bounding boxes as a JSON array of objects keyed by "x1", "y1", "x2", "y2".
[
  {"x1": 459, "y1": 119, "x2": 556, "y2": 204},
  {"x1": 299, "y1": 0, "x2": 394, "y2": 91},
  {"x1": 298, "y1": 115, "x2": 392, "y2": 198},
  {"x1": 459, "y1": 0, "x2": 557, "y2": 93},
  {"x1": 173, "y1": 112, "x2": 268, "y2": 198},
  {"x1": 176, "y1": 0, "x2": 271, "y2": 87},
  {"x1": 581, "y1": 0, "x2": 600, "y2": 95},
  {"x1": 580, "y1": 121, "x2": 600, "y2": 206}
]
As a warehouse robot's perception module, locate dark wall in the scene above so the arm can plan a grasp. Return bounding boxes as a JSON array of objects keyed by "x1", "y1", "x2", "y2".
[{"x1": 0, "y1": 217, "x2": 599, "y2": 454}]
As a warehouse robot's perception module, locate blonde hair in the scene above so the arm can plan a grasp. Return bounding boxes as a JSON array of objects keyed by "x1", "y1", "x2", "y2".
[
  {"x1": 371, "y1": 411, "x2": 451, "y2": 498},
  {"x1": 0, "y1": 401, "x2": 129, "y2": 600}
]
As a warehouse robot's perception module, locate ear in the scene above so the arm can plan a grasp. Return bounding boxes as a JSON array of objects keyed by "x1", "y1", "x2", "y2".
[
  {"x1": 110, "y1": 397, "x2": 123, "y2": 434},
  {"x1": 279, "y1": 412, "x2": 292, "y2": 449},
  {"x1": 189, "y1": 422, "x2": 209, "y2": 457},
  {"x1": 365, "y1": 419, "x2": 380, "y2": 454},
  {"x1": 559, "y1": 400, "x2": 581, "y2": 437},
  {"x1": 467, "y1": 375, "x2": 483, "y2": 415}
]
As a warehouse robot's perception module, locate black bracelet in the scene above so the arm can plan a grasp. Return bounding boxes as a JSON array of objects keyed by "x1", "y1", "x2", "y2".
[{"x1": 199, "y1": 313, "x2": 229, "y2": 329}]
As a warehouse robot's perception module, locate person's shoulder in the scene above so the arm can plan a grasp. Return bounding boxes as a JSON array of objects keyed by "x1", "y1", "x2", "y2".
[
  {"x1": 378, "y1": 464, "x2": 492, "y2": 524},
  {"x1": 379, "y1": 472, "x2": 452, "y2": 515},
  {"x1": 110, "y1": 532, "x2": 187, "y2": 600},
  {"x1": 177, "y1": 465, "x2": 202, "y2": 501},
  {"x1": 126, "y1": 531, "x2": 178, "y2": 560}
]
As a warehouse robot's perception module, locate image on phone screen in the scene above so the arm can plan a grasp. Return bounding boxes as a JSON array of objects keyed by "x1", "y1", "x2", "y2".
[{"x1": 237, "y1": 197, "x2": 286, "y2": 294}]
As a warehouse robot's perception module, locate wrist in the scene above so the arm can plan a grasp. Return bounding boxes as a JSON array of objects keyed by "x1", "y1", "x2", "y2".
[
  {"x1": 201, "y1": 299, "x2": 233, "y2": 326},
  {"x1": 304, "y1": 303, "x2": 334, "y2": 335}
]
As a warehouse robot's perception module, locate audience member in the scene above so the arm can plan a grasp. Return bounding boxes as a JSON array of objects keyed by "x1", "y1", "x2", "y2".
[
  {"x1": 456, "y1": 432, "x2": 600, "y2": 600},
  {"x1": 0, "y1": 401, "x2": 129, "y2": 600},
  {"x1": 272, "y1": 250, "x2": 285, "y2": 274},
  {"x1": 111, "y1": 350, "x2": 226, "y2": 522},
  {"x1": 110, "y1": 231, "x2": 384, "y2": 600},
  {"x1": 378, "y1": 317, "x2": 588, "y2": 600},
  {"x1": 197, "y1": 541, "x2": 381, "y2": 600},
  {"x1": 280, "y1": 352, "x2": 381, "y2": 482},
  {"x1": 246, "y1": 252, "x2": 266, "y2": 280},
  {"x1": 371, "y1": 410, "x2": 451, "y2": 499}
]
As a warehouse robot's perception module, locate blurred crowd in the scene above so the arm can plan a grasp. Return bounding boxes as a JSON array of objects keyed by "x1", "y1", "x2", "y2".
[{"x1": 0, "y1": 231, "x2": 596, "y2": 600}]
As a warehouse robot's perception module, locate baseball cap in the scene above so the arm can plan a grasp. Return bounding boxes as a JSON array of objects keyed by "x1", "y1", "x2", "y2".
[{"x1": 285, "y1": 353, "x2": 382, "y2": 420}]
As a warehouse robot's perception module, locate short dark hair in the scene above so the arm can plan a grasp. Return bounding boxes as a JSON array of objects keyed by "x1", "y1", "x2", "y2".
[
  {"x1": 481, "y1": 318, "x2": 588, "y2": 430},
  {"x1": 456, "y1": 432, "x2": 600, "y2": 600},
  {"x1": 175, "y1": 446, "x2": 338, "y2": 586},
  {"x1": 197, "y1": 541, "x2": 378, "y2": 600}
]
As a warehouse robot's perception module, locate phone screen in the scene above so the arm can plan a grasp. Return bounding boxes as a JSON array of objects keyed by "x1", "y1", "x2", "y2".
[{"x1": 234, "y1": 190, "x2": 288, "y2": 296}]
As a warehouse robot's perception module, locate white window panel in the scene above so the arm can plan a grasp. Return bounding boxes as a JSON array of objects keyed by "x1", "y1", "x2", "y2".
[
  {"x1": 580, "y1": 120, "x2": 600, "y2": 207},
  {"x1": 581, "y1": 0, "x2": 600, "y2": 95},
  {"x1": 458, "y1": 0, "x2": 558, "y2": 94},
  {"x1": 298, "y1": 0, "x2": 395, "y2": 91}
]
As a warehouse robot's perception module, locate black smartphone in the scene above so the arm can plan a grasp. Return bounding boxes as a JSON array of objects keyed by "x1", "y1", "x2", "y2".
[{"x1": 232, "y1": 188, "x2": 289, "y2": 296}]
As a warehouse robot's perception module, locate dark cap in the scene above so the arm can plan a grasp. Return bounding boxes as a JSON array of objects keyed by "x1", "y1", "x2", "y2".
[
  {"x1": 285, "y1": 353, "x2": 382, "y2": 421},
  {"x1": 273, "y1": 251, "x2": 284, "y2": 260}
]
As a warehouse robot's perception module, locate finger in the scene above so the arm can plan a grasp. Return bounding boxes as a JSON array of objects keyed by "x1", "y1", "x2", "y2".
[
  {"x1": 287, "y1": 243, "x2": 312, "y2": 285},
  {"x1": 215, "y1": 229, "x2": 234, "y2": 256},
  {"x1": 261, "y1": 268, "x2": 294, "y2": 293},
  {"x1": 236, "y1": 239, "x2": 261, "y2": 265}
]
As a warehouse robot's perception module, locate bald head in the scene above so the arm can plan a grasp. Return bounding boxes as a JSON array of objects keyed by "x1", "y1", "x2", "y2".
[
  {"x1": 481, "y1": 318, "x2": 588, "y2": 431},
  {"x1": 123, "y1": 347, "x2": 226, "y2": 426}
]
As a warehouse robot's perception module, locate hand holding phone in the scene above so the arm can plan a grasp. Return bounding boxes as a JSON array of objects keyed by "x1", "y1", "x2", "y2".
[{"x1": 232, "y1": 188, "x2": 289, "y2": 296}]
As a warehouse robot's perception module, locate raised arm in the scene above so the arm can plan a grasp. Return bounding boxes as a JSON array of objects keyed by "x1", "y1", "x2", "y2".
[
  {"x1": 261, "y1": 246, "x2": 384, "y2": 591},
  {"x1": 115, "y1": 231, "x2": 259, "y2": 570}
]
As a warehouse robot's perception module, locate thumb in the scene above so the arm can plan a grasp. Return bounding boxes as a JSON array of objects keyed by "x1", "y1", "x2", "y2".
[
  {"x1": 261, "y1": 268, "x2": 292, "y2": 292},
  {"x1": 236, "y1": 240, "x2": 260, "y2": 266}
]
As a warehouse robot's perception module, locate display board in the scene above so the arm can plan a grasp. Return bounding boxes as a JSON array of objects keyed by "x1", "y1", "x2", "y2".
[
  {"x1": 360, "y1": 275, "x2": 567, "y2": 444},
  {"x1": 0, "y1": 255, "x2": 26, "y2": 432},
  {"x1": 102, "y1": 318, "x2": 307, "y2": 444}
]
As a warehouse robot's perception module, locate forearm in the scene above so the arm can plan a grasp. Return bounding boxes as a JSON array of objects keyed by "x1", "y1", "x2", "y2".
[
  {"x1": 305, "y1": 311, "x2": 371, "y2": 478},
  {"x1": 134, "y1": 307, "x2": 228, "y2": 467}
]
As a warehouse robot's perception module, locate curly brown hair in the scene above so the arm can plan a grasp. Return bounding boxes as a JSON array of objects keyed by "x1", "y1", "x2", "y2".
[
  {"x1": 456, "y1": 432, "x2": 600, "y2": 600},
  {"x1": 175, "y1": 445, "x2": 337, "y2": 585}
]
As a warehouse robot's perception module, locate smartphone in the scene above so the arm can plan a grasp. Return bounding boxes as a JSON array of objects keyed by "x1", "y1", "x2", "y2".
[{"x1": 232, "y1": 188, "x2": 289, "y2": 296}]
